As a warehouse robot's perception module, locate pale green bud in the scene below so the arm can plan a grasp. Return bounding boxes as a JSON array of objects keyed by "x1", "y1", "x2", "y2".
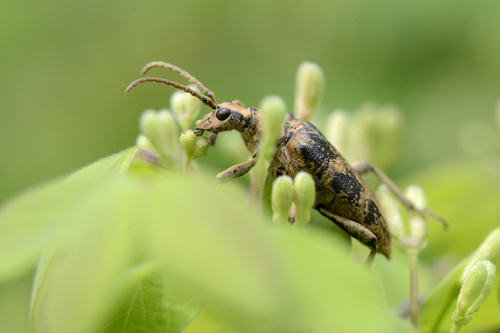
[
  {"x1": 271, "y1": 176, "x2": 294, "y2": 226},
  {"x1": 138, "y1": 109, "x2": 180, "y2": 158},
  {"x1": 452, "y1": 260, "x2": 497, "y2": 330},
  {"x1": 405, "y1": 184, "x2": 428, "y2": 242},
  {"x1": 135, "y1": 134, "x2": 160, "y2": 156},
  {"x1": 374, "y1": 106, "x2": 403, "y2": 168},
  {"x1": 349, "y1": 104, "x2": 402, "y2": 170},
  {"x1": 461, "y1": 227, "x2": 500, "y2": 282},
  {"x1": 294, "y1": 61, "x2": 325, "y2": 121},
  {"x1": 170, "y1": 86, "x2": 202, "y2": 132},
  {"x1": 259, "y1": 95, "x2": 287, "y2": 161},
  {"x1": 376, "y1": 184, "x2": 405, "y2": 241},
  {"x1": 193, "y1": 136, "x2": 210, "y2": 159},
  {"x1": 139, "y1": 109, "x2": 161, "y2": 147},
  {"x1": 348, "y1": 104, "x2": 376, "y2": 163},
  {"x1": 180, "y1": 130, "x2": 197, "y2": 154},
  {"x1": 326, "y1": 109, "x2": 350, "y2": 157},
  {"x1": 293, "y1": 172, "x2": 315, "y2": 227},
  {"x1": 157, "y1": 109, "x2": 180, "y2": 152}
]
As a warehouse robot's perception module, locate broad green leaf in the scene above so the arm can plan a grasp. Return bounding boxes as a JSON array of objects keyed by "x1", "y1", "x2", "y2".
[
  {"x1": 67, "y1": 147, "x2": 163, "y2": 181},
  {"x1": 0, "y1": 177, "x2": 103, "y2": 284},
  {"x1": 0, "y1": 147, "x2": 162, "y2": 284},
  {"x1": 1, "y1": 147, "x2": 420, "y2": 332},
  {"x1": 103, "y1": 271, "x2": 204, "y2": 333}
]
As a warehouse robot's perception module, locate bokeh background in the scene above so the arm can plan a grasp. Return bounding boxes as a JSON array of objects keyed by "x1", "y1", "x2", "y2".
[
  {"x1": 2, "y1": 1, "x2": 500, "y2": 331},
  {"x1": 2, "y1": 0, "x2": 499, "y2": 202}
]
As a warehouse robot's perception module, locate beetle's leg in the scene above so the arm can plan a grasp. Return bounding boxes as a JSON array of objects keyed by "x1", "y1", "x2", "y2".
[
  {"x1": 215, "y1": 157, "x2": 257, "y2": 185},
  {"x1": 317, "y1": 206, "x2": 378, "y2": 266},
  {"x1": 352, "y1": 162, "x2": 448, "y2": 228}
]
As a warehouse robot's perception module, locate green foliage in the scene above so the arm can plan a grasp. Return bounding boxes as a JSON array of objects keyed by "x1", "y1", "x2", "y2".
[{"x1": 1, "y1": 148, "x2": 417, "y2": 332}]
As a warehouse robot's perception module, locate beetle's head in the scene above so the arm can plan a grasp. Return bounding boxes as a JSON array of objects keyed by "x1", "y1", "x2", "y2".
[{"x1": 194, "y1": 101, "x2": 250, "y2": 136}]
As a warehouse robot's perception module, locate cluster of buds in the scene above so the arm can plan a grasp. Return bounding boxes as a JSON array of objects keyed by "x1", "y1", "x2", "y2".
[
  {"x1": 326, "y1": 104, "x2": 402, "y2": 171},
  {"x1": 271, "y1": 172, "x2": 316, "y2": 229},
  {"x1": 135, "y1": 85, "x2": 211, "y2": 172}
]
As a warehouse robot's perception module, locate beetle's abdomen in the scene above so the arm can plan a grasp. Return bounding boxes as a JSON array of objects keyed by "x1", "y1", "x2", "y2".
[{"x1": 269, "y1": 119, "x2": 391, "y2": 258}]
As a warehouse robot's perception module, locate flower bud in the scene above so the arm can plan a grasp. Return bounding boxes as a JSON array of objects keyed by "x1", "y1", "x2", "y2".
[
  {"x1": 452, "y1": 260, "x2": 497, "y2": 330},
  {"x1": 180, "y1": 130, "x2": 196, "y2": 154},
  {"x1": 349, "y1": 104, "x2": 402, "y2": 170},
  {"x1": 135, "y1": 134, "x2": 160, "y2": 156},
  {"x1": 259, "y1": 95, "x2": 287, "y2": 160},
  {"x1": 405, "y1": 184, "x2": 428, "y2": 242},
  {"x1": 271, "y1": 176, "x2": 294, "y2": 226},
  {"x1": 138, "y1": 109, "x2": 180, "y2": 158},
  {"x1": 139, "y1": 109, "x2": 161, "y2": 145},
  {"x1": 193, "y1": 136, "x2": 210, "y2": 159},
  {"x1": 294, "y1": 61, "x2": 324, "y2": 121},
  {"x1": 171, "y1": 86, "x2": 201, "y2": 132},
  {"x1": 293, "y1": 172, "x2": 315, "y2": 227},
  {"x1": 326, "y1": 109, "x2": 350, "y2": 157},
  {"x1": 157, "y1": 109, "x2": 180, "y2": 152},
  {"x1": 376, "y1": 184, "x2": 405, "y2": 241}
]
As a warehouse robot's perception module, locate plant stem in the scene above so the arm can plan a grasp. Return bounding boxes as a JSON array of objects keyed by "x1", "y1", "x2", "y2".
[
  {"x1": 183, "y1": 156, "x2": 192, "y2": 174},
  {"x1": 408, "y1": 248, "x2": 419, "y2": 329}
]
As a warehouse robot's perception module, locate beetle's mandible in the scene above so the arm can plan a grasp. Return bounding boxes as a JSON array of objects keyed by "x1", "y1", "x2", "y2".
[{"x1": 126, "y1": 61, "x2": 447, "y2": 263}]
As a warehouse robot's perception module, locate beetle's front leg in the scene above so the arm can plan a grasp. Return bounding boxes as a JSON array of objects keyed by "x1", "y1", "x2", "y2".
[
  {"x1": 352, "y1": 162, "x2": 447, "y2": 227},
  {"x1": 215, "y1": 157, "x2": 257, "y2": 185},
  {"x1": 317, "y1": 206, "x2": 378, "y2": 266}
]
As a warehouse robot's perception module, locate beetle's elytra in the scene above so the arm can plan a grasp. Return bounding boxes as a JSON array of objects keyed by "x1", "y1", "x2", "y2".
[{"x1": 127, "y1": 61, "x2": 447, "y2": 262}]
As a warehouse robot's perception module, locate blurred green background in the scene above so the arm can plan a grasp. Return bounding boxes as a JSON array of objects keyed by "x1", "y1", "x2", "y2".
[
  {"x1": 1, "y1": 2, "x2": 500, "y2": 331},
  {"x1": 2, "y1": 0, "x2": 500, "y2": 203}
]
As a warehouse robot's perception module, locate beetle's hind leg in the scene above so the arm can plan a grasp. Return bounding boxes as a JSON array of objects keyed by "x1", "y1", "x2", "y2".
[
  {"x1": 352, "y1": 162, "x2": 447, "y2": 228},
  {"x1": 317, "y1": 206, "x2": 378, "y2": 267}
]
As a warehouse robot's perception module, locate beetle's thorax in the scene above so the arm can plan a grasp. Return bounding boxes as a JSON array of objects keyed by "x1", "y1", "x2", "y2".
[{"x1": 239, "y1": 106, "x2": 262, "y2": 156}]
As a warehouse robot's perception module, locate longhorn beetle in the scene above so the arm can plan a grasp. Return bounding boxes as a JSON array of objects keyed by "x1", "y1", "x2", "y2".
[{"x1": 126, "y1": 61, "x2": 447, "y2": 263}]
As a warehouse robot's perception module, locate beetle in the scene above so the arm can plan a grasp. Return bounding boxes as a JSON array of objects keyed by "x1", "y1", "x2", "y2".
[{"x1": 126, "y1": 61, "x2": 447, "y2": 263}]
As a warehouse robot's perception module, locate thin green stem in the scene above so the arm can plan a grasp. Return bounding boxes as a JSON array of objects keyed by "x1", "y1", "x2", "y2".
[
  {"x1": 408, "y1": 248, "x2": 419, "y2": 329},
  {"x1": 183, "y1": 156, "x2": 192, "y2": 174}
]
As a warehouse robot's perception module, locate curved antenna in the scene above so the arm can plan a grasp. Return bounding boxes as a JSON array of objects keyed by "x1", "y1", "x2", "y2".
[
  {"x1": 141, "y1": 61, "x2": 217, "y2": 105},
  {"x1": 126, "y1": 77, "x2": 216, "y2": 109}
]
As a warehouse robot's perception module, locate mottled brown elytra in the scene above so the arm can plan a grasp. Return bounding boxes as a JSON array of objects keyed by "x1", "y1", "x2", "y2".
[{"x1": 126, "y1": 61, "x2": 447, "y2": 264}]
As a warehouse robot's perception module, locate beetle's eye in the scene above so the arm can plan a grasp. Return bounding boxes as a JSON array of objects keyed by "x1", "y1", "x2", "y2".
[{"x1": 215, "y1": 108, "x2": 231, "y2": 121}]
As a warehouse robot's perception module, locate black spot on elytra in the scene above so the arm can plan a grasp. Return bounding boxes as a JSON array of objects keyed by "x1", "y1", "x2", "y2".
[
  {"x1": 331, "y1": 173, "x2": 362, "y2": 202},
  {"x1": 364, "y1": 199, "x2": 381, "y2": 226}
]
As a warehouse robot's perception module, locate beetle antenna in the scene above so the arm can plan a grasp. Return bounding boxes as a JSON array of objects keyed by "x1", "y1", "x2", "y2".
[
  {"x1": 126, "y1": 77, "x2": 216, "y2": 109},
  {"x1": 141, "y1": 61, "x2": 217, "y2": 105}
]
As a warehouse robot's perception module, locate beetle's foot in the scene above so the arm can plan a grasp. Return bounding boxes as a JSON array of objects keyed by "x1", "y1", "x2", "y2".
[
  {"x1": 413, "y1": 208, "x2": 448, "y2": 229},
  {"x1": 364, "y1": 248, "x2": 377, "y2": 268},
  {"x1": 207, "y1": 132, "x2": 218, "y2": 146}
]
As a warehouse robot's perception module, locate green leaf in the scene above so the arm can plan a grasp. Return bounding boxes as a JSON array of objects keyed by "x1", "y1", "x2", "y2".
[
  {"x1": 1, "y1": 148, "x2": 420, "y2": 332},
  {"x1": 103, "y1": 269, "x2": 204, "y2": 333}
]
